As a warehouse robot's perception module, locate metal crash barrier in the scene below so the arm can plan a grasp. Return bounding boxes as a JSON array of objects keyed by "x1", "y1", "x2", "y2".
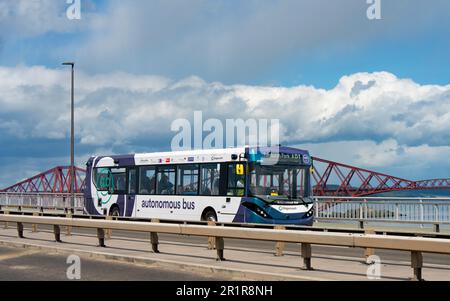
[{"x1": 1, "y1": 214, "x2": 450, "y2": 281}]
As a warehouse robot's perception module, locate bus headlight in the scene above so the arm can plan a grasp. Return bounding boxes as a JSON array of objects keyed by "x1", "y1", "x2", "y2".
[
  {"x1": 243, "y1": 202, "x2": 270, "y2": 219},
  {"x1": 255, "y1": 207, "x2": 269, "y2": 218},
  {"x1": 305, "y1": 207, "x2": 314, "y2": 218}
]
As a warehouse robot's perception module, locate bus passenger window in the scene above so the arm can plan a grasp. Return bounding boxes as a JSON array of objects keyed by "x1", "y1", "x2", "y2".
[
  {"x1": 110, "y1": 168, "x2": 126, "y2": 194},
  {"x1": 93, "y1": 168, "x2": 111, "y2": 191},
  {"x1": 157, "y1": 166, "x2": 176, "y2": 195},
  {"x1": 227, "y1": 164, "x2": 245, "y2": 196},
  {"x1": 139, "y1": 166, "x2": 156, "y2": 194},
  {"x1": 177, "y1": 164, "x2": 199, "y2": 195},
  {"x1": 200, "y1": 164, "x2": 220, "y2": 196}
]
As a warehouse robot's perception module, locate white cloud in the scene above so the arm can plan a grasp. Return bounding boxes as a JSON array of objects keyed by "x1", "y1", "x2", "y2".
[
  {"x1": 66, "y1": 0, "x2": 450, "y2": 80},
  {"x1": 1, "y1": 65, "x2": 450, "y2": 181},
  {"x1": 297, "y1": 139, "x2": 450, "y2": 181},
  {"x1": 1, "y1": 66, "x2": 450, "y2": 146}
]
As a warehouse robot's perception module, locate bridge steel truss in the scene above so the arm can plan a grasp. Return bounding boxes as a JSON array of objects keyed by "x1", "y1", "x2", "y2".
[
  {"x1": 0, "y1": 166, "x2": 86, "y2": 193},
  {"x1": 311, "y1": 157, "x2": 450, "y2": 196},
  {"x1": 1, "y1": 158, "x2": 450, "y2": 196}
]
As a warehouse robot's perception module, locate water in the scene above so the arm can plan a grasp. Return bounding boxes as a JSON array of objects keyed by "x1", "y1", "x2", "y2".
[
  {"x1": 317, "y1": 189, "x2": 450, "y2": 231},
  {"x1": 372, "y1": 189, "x2": 450, "y2": 198}
]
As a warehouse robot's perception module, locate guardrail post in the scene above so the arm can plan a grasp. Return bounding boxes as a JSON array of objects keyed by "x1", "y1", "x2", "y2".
[
  {"x1": 433, "y1": 223, "x2": 440, "y2": 233},
  {"x1": 53, "y1": 225, "x2": 62, "y2": 242},
  {"x1": 97, "y1": 228, "x2": 106, "y2": 247},
  {"x1": 105, "y1": 215, "x2": 112, "y2": 239},
  {"x1": 364, "y1": 230, "x2": 375, "y2": 264},
  {"x1": 207, "y1": 221, "x2": 216, "y2": 250},
  {"x1": 314, "y1": 200, "x2": 319, "y2": 219},
  {"x1": 65, "y1": 210, "x2": 72, "y2": 236},
  {"x1": 17, "y1": 222, "x2": 24, "y2": 238},
  {"x1": 32, "y1": 212, "x2": 39, "y2": 232},
  {"x1": 150, "y1": 219, "x2": 160, "y2": 253},
  {"x1": 434, "y1": 204, "x2": 439, "y2": 223},
  {"x1": 274, "y1": 225, "x2": 285, "y2": 256},
  {"x1": 300, "y1": 243, "x2": 313, "y2": 270},
  {"x1": 215, "y1": 237, "x2": 225, "y2": 261},
  {"x1": 3, "y1": 210, "x2": 9, "y2": 229},
  {"x1": 419, "y1": 199, "x2": 424, "y2": 228},
  {"x1": 411, "y1": 251, "x2": 423, "y2": 281},
  {"x1": 358, "y1": 220, "x2": 364, "y2": 229}
]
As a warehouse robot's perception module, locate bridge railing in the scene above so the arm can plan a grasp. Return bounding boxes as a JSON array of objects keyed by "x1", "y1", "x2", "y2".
[
  {"x1": 0, "y1": 192, "x2": 84, "y2": 209},
  {"x1": 2, "y1": 192, "x2": 450, "y2": 229},
  {"x1": 314, "y1": 196, "x2": 450, "y2": 228}
]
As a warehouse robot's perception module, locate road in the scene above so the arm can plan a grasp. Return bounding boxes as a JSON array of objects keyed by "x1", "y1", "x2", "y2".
[
  {"x1": 1, "y1": 223, "x2": 450, "y2": 281},
  {"x1": 19, "y1": 225, "x2": 450, "y2": 266},
  {"x1": 0, "y1": 245, "x2": 228, "y2": 281}
]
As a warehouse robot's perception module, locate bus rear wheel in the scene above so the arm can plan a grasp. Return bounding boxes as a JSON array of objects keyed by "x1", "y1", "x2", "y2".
[{"x1": 202, "y1": 209, "x2": 217, "y2": 222}]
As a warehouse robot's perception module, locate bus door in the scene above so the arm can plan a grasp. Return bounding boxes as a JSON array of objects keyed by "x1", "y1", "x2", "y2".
[{"x1": 127, "y1": 168, "x2": 137, "y2": 217}]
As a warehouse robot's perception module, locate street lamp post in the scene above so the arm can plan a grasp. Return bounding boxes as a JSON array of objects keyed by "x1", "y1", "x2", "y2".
[{"x1": 62, "y1": 62, "x2": 75, "y2": 208}]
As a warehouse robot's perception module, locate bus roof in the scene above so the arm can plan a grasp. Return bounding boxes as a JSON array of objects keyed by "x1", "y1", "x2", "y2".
[{"x1": 88, "y1": 146, "x2": 310, "y2": 167}]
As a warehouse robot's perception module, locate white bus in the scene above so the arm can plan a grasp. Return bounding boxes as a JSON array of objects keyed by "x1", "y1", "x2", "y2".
[{"x1": 84, "y1": 146, "x2": 314, "y2": 225}]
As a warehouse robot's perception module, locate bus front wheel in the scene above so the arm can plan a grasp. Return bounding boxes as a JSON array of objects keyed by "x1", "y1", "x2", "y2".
[{"x1": 202, "y1": 209, "x2": 217, "y2": 222}]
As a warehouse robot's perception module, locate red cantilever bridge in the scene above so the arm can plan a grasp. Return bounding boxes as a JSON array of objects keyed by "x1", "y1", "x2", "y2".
[{"x1": 1, "y1": 158, "x2": 450, "y2": 197}]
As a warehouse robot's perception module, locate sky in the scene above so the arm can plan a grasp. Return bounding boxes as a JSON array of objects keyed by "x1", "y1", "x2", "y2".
[{"x1": 0, "y1": 0, "x2": 450, "y2": 187}]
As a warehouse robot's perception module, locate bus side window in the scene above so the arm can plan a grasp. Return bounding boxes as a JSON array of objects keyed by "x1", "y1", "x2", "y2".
[
  {"x1": 200, "y1": 164, "x2": 220, "y2": 196},
  {"x1": 227, "y1": 163, "x2": 245, "y2": 196},
  {"x1": 110, "y1": 168, "x2": 126, "y2": 194},
  {"x1": 177, "y1": 164, "x2": 199, "y2": 195},
  {"x1": 93, "y1": 168, "x2": 111, "y2": 191},
  {"x1": 139, "y1": 166, "x2": 156, "y2": 194},
  {"x1": 156, "y1": 166, "x2": 176, "y2": 195}
]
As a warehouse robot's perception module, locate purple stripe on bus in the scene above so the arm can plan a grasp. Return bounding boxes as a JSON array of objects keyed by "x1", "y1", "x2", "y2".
[{"x1": 116, "y1": 195, "x2": 125, "y2": 216}]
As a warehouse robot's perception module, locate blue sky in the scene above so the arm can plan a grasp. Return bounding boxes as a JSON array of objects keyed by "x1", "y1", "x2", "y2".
[{"x1": 0, "y1": 0, "x2": 450, "y2": 187}]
